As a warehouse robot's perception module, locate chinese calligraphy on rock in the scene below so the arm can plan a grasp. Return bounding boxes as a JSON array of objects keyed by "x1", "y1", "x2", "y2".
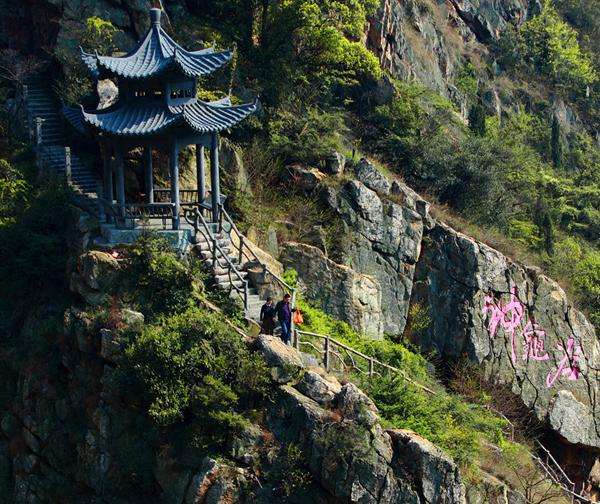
[{"x1": 482, "y1": 286, "x2": 582, "y2": 388}]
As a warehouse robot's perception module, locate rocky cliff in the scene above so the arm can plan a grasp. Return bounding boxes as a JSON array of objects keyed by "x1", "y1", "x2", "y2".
[
  {"x1": 0, "y1": 239, "x2": 467, "y2": 503},
  {"x1": 282, "y1": 158, "x2": 600, "y2": 488}
]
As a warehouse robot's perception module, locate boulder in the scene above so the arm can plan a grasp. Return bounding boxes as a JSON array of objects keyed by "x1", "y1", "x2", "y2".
[
  {"x1": 70, "y1": 251, "x2": 120, "y2": 306},
  {"x1": 97, "y1": 79, "x2": 118, "y2": 109},
  {"x1": 325, "y1": 151, "x2": 345, "y2": 175},
  {"x1": 255, "y1": 335, "x2": 304, "y2": 383},
  {"x1": 413, "y1": 222, "x2": 600, "y2": 450},
  {"x1": 288, "y1": 164, "x2": 327, "y2": 193},
  {"x1": 296, "y1": 370, "x2": 342, "y2": 406},
  {"x1": 388, "y1": 429, "x2": 464, "y2": 504},
  {"x1": 268, "y1": 381, "x2": 464, "y2": 504},
  {"x1": 354, "y1": 158, "x2": 392, "y2": 195},
  {"x1": 324, "y1": 180, "x2": 425, "y2": 335},
  {"x1": 282, "y1": 242, "x2": 384, "y2": 338},
  {"x1": 220, "y1": 139, "x2": 253, "y2": 195}
]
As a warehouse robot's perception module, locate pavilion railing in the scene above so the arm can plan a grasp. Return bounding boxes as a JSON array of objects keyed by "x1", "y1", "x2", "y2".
[
  {"x1": 183, "y1": 207, "x2": 249, "y2": 314},
  {"x1": 218, "y1": 204, "x2": 297, "y2": 323},
  {"x1": 123, "y1": 203, "x2": 175, "y2": 229},
  {"x1": 153, "y1": 188, "x2": 200, "y2": 206}
]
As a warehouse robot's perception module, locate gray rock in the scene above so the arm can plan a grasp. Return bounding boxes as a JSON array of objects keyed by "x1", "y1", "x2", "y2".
[
  {"x1": 388, "y1": 429, "x2": 464, "y2": 503},
  {"x1": 96, "y1": 79, "x2": 118, "y2": 110},
  {"x1": 325, "y1": 180, "x2": 424, "y2": 335},
  {"x1": 69, "y1": 251, "x2": 120, "y2": 306},
  {"x1": 282, "y1": 242, "x2": 384, "y2": 338},
  {"x1": 325, "y1": 151, "x2": 345, "y2": 175},
  {"x1": 413, "y1": 222, "x2": 600, "y2": 449},
  {"x1": 288, "y1": 164, "x2": 327, "y2": 193},
  {"x1": 255, "y1": 335, "x2": 304, "y2": 383},
  {"x1": 296, "y1": 370, "x2": 342, "y2": 406},
  {"x1": 354, "y1": 158, "x2": 392, "y2": 195},
  {"x1": 336, "y1": 382, "x2": 380, "y2": 428}
]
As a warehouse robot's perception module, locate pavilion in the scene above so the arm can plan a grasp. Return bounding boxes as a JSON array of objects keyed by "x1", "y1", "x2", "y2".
[{"x1": 64, "y1": 7, "x2": 258, "y2": 230}]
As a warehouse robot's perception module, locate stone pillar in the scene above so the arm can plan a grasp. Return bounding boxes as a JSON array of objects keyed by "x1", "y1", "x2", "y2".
[
  {"x1": 210, "y1": 133, "x2": 220, "y2": 223},
  {"x1": 196, "y1": 144, "x2": 205, "y2": 205},
  {"x1": 170, "y1": 140, "x2": 180, "y2": 230},
  {"x1": 101, "y1": 143, "x2": 114, "y2": 223},
  {"x1": 144, "y1": 146, "x2": 154, "y2": 203},
  {"x1": 115, "y1": 146, "x2": 126, "y2": 220}
]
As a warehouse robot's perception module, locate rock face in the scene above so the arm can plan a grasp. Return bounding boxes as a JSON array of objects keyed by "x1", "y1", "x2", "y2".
[
  {"x1": 260, "y1": 335, "x2": 466, "y2": 503},
  {"x1": 322, "y1": 175, "x2": 426, "y2": 335},
  {"x1": 412, "y1": 223, "x2": 600, "y2": 450},
  {"x1": 282, "y1": 241, "x2": 385, "y2": 338}
]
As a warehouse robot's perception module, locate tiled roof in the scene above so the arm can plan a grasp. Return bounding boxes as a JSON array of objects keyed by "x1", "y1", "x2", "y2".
[
  {"x1": 63, "y1": 98, "x2": 258, "y2": 137},
  {"x1": 81, "y1": 8, "x2": 232, "y2": 80}
]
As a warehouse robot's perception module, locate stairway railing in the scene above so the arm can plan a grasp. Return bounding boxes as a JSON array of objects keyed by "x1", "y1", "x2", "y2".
[
  {"x1": 218, "y1": 204, "x2": 297, "y2": 313},
  {"x1": 184, "y1": 207, "x2": 249, "y2": 314}
]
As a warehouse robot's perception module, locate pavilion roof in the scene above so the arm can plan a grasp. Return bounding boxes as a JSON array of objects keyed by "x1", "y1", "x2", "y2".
[
  {"x1": 81, "y1": 9, "x2": 232, "y2": 80},
  {"x1": 63, "y1": 97, "x2": 258, "y2": 137}
]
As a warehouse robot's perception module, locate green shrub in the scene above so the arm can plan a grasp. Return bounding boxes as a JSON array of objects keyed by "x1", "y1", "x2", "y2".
[
  {"x1": 363, "y1": 375, "x2": 506, "y2": 468},
  {"x1": 123, "y1": 306, "x2": 269, "y2": 449},
  {"x1": 120, "y1": 233, "x2": 201, "y2": 320},
  {"x1": 269, "y1": 106, "x2": 348, "y2": 165}
]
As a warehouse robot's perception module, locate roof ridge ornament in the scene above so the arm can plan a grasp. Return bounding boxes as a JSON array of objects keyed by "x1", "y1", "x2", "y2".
[{"x1": 150, "y1": 8, "x2": 162, "y2": 28}]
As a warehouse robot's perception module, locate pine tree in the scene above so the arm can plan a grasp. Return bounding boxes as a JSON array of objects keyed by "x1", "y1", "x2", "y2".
[
  {"x1": 468, "y1": 103, "x2": 486, "y2": 136},
  {"x1": 551, "y1": 115, "x2": 563, "y2": 168}
]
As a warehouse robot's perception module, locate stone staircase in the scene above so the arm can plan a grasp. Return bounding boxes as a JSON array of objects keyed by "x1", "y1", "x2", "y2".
[
  {"x1": 193, "y1": 225, "x2": 264, "y2": 322},
  {"x1": 24, "y1": 78, "x2": 101, "y2": 198}
]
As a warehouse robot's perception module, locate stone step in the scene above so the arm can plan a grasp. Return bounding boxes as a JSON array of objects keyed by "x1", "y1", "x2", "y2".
[
  {"x1": 195, "y1": 239, "x2": 230, "y2": 252},
  {"x1": 214, "y1": 271, "x2": 248, "y2": 284},
  {"x1": 216, "y1": 278, "x2": 247, "y2": 290}
]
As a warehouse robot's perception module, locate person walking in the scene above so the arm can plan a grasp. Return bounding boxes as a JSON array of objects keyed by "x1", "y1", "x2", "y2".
[
  {"x1": 260, "y1": 297, "x2": 276, "y2": 335},
  {"x1": 275, "y1": 293, "x2": 294, "y2": 345}
]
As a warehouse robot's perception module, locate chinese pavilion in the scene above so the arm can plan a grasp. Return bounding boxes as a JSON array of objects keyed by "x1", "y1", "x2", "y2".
[{"x1": 64, "y1": 7, "x2": 257, "y2": 229}]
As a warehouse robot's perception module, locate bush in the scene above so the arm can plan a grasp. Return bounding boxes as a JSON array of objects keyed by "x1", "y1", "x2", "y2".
[
  {"x1": 121, "y1": 233, "x2": 201, "y2": 320},
  {"x1": 123, "y1": 306, "x2": 270, "y2": 449},
  {"x1": 269, "y1": 106, "x2": 348, "y2": 165}
]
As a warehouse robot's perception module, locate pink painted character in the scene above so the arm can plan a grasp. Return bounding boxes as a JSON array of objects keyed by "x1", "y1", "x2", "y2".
[
  {"x1": 522, "y1": 321, "x2": 549, "y2": 362},
  {"x1": 483, "y1": 287, "x2": 527, "y2": 364},
  {"x1": 503, "y1": 287, "x2": 525, "y2": 364},
  {"x1": 482, "y1": 295, "x2": 503, "y2": 338},
  {"x1": 546, "y1": 336, "x2": 582, "y2": 388}
]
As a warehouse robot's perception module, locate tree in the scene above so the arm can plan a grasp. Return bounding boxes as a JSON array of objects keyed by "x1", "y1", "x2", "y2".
[
  {"x1": 468, "y1": 102, "x2": 486, "y2": 136},
  {"x1": 550, "y1": 115, "x2": 563, "y2": 168}
]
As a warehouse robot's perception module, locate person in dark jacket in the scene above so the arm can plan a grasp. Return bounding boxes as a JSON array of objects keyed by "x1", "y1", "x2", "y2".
[
  {"x1": 275, "y1": 293, "x2": 294, "y2": 345},
  {"x1": 260, "y1": 297, "x2": 276, "y2": 335}
]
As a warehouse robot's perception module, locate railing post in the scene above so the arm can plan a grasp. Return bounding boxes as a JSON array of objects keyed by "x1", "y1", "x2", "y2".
[
  {"x1": 324, "y1": 336, "x2": 330, "y2": 372},
  {"x1": 369, "y1": 358, "x2": 374, "y2": 377},
  {"x1": 35, "y1": 117, "x2": 43, "y2": 174},
  {"x1": 294, "y1": 330, "x2": 299, "y2": 350},
  {"x1": 65, "y1": 147, "x2": 72, "y2": 184},
  {"x1": 239, "y1": 234, "x2": 244, "y2": 265},
  {"x1": 211, "y1": 235, "x2": 217, "y2": 270}
]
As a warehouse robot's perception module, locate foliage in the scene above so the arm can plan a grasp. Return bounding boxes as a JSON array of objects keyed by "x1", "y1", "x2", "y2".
[
  {"x1": 573, "y1": 251, "x2": 600, "y2": 326},
  {"x1": 521, "y1": 3, "x2": 597, "y2": 93},
  {"x1": 363, "y1": 374, "x2": 506, "y2": 468},
  {"x1": 269, "y1": 106, "x2": 347, "y2": 165},
  {"x1": 122, "y1": 306, "x2": 270, "y2": 449},
  {"x1": 0, "y1": 160, "x2": 77, "y2": 337},
  {"x1": 54, "y1": 16, "x2": 123, "y2": 105},
  {"x1": 120, "y1": 233, "x2": 201, "y2": 320}
]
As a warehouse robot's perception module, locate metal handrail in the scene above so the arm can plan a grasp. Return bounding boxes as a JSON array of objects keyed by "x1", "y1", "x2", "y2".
[
  {"x1": 219, "y1": 204, "x2": 296, "y2": 296},
  {"x1": 293, "y1": 329, "x2": 436, "y2": 394},
  {"x1": 184, "y1": 207, "x2": 249, "y2": 313}
]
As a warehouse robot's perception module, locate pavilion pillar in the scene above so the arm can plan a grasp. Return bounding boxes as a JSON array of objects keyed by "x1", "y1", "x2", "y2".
[
  {"x1": 115, "y1": 145, "x2": 126, "y2": 220},
  {"x1": 210, "y1": 133, "x2": 220, "y2": 223},
  {"x1": 196, "y1": 144, "x2": 206, "y2": 206},
  {"x1": 102, "y1": 149, "x2": 114, "y2": 223},
  {"x1": 144, "y1": 146, "x2": 154, "y2": 203},
  {"x1": 170, "y1": 140, "x2": 181, "y2": 230}
]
